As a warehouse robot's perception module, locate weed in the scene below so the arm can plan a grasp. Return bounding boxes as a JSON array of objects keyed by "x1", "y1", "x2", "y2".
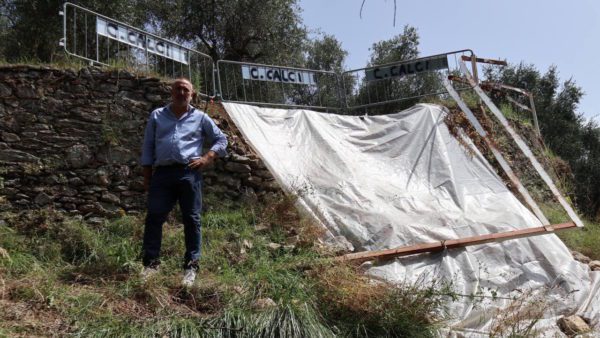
[{"x1": 489, "y1": 288, "x2": 550, "y2": 337}]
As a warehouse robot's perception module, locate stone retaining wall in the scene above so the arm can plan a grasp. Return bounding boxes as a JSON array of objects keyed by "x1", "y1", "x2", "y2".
[{"x1": 0, "y1": 65, "x2": 280, "y2": 220}]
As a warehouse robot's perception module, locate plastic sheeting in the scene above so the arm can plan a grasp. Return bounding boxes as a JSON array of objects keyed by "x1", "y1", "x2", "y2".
[{"x1": 223, "y1": 102, "x2": 599, "y2": 336}]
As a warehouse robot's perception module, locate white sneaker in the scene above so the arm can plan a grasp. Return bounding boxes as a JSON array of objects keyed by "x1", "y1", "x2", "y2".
[
  {"x1": 141, "y1": 266, "x2": 159, "y2": 282},
  {"x1": 182, "y1": 269, "x2": 197, "y2": 288}
]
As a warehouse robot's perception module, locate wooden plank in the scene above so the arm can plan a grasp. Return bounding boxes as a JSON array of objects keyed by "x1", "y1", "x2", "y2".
[
  {"x1": 443, "y1": 78, "x2": 550, "y2": 224},
  {"x1": 461, "y1": 55, "x2": 508, "y2": 66},
  {"x1": 337, "y1": 222, "x2": 577, "y2": 263},
  {"x1": 460, "y1": 61, "x2": 584, "y2": 228}
]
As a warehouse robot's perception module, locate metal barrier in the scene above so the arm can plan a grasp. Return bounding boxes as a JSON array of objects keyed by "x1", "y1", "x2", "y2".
[
  {"x1": 342, "y1": 49, "x2": 475, "y2": 114},
  {"x1": 58, "y1": 4, "x2": 478, "y2": 111},
  {"x1": 59, "y1": 2, "x2": 215, "y2": 98},
  {"x1": 216, "y1": 60, "x2": 343, "y2": 111}
]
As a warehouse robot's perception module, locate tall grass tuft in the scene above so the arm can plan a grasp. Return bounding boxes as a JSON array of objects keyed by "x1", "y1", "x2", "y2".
[{"x1": 315, "y1": 264, "x2": 447, "y2": 337}]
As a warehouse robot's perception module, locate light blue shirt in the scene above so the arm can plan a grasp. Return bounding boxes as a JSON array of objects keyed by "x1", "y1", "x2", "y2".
[{"x1": 141, "y1": 104, "x2": 228, "y2": 166}]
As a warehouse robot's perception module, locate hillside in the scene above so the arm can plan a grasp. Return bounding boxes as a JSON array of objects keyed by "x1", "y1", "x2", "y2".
[
  {"x1": 0, "y1": 64, "x2": 598, "y2": 337},
  {"x1": 0, "y1": 64, "x2": 446, "y2": 337}
]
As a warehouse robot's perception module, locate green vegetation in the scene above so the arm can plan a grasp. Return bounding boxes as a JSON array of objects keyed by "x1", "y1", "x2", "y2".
[
  {"x1": 561, "y1": 222, "x2": 600, "y2": 260},
  {"x1": 0, "y1": 197, "x2": 447, "y2": 337},
  {"x1": 540, "y1": 203, "x2": 600, "y2": 260},
  {"x1": 497, "y1": 102, "x2": 533, "y2": 127},
  {"x1": 485, "y1": 63, "x2": 600, "y2": 219}
]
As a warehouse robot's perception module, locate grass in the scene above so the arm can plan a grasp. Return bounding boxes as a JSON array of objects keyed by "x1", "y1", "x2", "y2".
[
  {"x1": 0, "y1": 196, "x2": 447, "y2": 337},
  {"x1": 540, "y1": 202, "x2": 600, "y2": 260},
  {"x1": 0, "y1": 54, "x2": 200, "y2": 87},
  {"x1": 0, "y1": 55, "x2": 89, "y2": 70},
  {"x1": 498, "y1": 102, "x2": 532, "y2": 127}
]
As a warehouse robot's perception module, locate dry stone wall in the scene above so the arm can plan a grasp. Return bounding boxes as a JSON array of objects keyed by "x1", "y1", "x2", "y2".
[{"x1": 0, "y1": 65, "x2": 280, "y2": 220}]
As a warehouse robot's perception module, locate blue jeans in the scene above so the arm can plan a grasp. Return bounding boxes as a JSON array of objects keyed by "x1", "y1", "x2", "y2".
[{"x1": 142, "y1": 166, "x2": 202, "y2": 270}]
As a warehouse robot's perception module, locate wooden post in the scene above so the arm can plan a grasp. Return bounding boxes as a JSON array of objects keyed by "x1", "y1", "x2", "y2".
[{"x1": 337, "y1": 222, "x2": 577, "y2": 263}]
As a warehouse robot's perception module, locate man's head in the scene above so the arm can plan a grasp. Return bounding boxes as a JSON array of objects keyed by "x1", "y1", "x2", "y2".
[{"x1": 171, "y1": 78, "x2": 195, "y2": 109}]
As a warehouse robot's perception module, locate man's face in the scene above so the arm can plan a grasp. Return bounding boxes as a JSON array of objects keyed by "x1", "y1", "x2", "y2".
[{"x1": 171, "y1": 80, "x2": 194, "y2": 107}]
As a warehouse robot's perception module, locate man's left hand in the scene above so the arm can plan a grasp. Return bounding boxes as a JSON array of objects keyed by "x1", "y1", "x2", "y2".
[{"x1": 188, "y1": 151, "x2": 217, "y2": 171}]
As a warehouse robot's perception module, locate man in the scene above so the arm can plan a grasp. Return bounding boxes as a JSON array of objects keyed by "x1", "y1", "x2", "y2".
[{"x1": 140, "y1": 78, "x2": 227, "y2": 287}]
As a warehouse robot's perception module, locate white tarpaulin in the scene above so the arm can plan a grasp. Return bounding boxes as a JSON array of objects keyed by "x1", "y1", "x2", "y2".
[{"x1": 222, "y1": 102, "x2": 599, "y2": 336}]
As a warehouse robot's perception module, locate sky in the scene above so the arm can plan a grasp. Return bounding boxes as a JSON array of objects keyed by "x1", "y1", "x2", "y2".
[{"x1": 299, "y1": 0, "x2": 599, "y2": 122}]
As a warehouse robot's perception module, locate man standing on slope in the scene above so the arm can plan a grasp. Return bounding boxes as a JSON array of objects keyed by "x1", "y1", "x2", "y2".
[{"x1": 140, "y1": 78, "x2": 227, "y2": 287}]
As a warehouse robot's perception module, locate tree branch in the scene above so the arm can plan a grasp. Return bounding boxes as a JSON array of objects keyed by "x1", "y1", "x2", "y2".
[{"x1": 359, "y1": 0, "x2": 366, "y2": 19}]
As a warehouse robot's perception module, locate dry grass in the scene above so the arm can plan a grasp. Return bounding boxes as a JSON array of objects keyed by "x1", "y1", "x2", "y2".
[
  {"x1": 313, "y1": 264, "x2": 447, "y2": 337},
  {"x1": 0, "y1": 298, "x2": 69, "y2": 337},
  {"x1": 444, "y1": 106, "x2": 493, "y2": 157},
  {"x1": 489, "y1": 288, "x2": 551, "y2": 337}
]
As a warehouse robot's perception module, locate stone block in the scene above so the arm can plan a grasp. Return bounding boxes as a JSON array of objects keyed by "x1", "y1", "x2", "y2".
[
  {"x1": 224, "y1": 162, "x2": 251, "y2": 173},
  {"x1": 243, "y1": 176, "x2": 263, "y2": 188},
  {"x1": 0, "y1": 83, "x2": 12, "y2": 97},
  {"x1": 0, "y1": 149, "x2": 39, "y2": 163},
  {"x1": 229, "y1": 153, "x2": 252, "y2": 164},
  {"x1": 0, "y1": 131, "x2": 20, "y2": 142},
  {"x1": 66, "y1": 144, "x2": 92, "y2": 168},
  {"x1": 557, "y1": 315, "x2": 590, "y2": 336},
  {"x1": 589, "y1": 260, "x2": 600, "y2": 271},
  {"x1": 101, "y1": 192, "x2": 120, "y2": 204},
  {"x1": 15, "y1": 85, "x2": 39, "y2": 99},
  {"x1": 34, "y1": 192, "x2": 53, "y2": 205},
  {"x1": 255, "y1": 169, "x2": 273, "y2": 179},
  {"x1": 571, "y1": 251, "x2": 591, "y2": 264}
]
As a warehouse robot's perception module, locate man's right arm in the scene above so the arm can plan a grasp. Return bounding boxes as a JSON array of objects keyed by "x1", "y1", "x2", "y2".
[{"x1": 141, "y1": 112, "x2": 156, "y2": 191}]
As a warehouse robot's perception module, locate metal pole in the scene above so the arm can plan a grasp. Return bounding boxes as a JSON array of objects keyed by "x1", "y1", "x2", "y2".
[
  {"x1": 250, "y1": 76, "x2": 255, "y2": 102},
  {"x1": 231, "y1": 64, "x2": 239, "y2": 101},
  {"x1": 62, "y1": 3, "x2": 67, "y2": 50},
  {"x1": 336, "y1": 74, "x2": 344, "y2": 112},
  {"x1": 366, "y1": 81, "x2": 373, "y2": 107},
  {"x1": 279, "y1": 73, "x2": 285, "y2": 104},
  {"x1": 107, "y1": 33, "x2": 110, "y2": 62},
  {"x1": 210, "y1": 62, "x2": 216, "y2": 98},
  {"x1": 73, "y1": 8, "x2": 77, "y2": 55},
  {"x1": 96, "y1": 24, "x2": 99, "y2": 63},
  {"x1": 215, "y1": 62, "x2": 221, "y2": 99},
  {"x1": 187, "y1": 52, "x2": 192, "y2": 81},
  {"x1": 144, "y1": 36, "x2": 149, "y2": 73},
  {"x1": 471, "y1": 54, "x2": 479, "y2": 85},
  {"x1": 315, "y1": 75, "x2": 323, "y2": 108},
  {"x1": 84, "y1": 13, "x2": 88, "y2": 58},
  {"x1": 224, "y1": 67, "x2": 230, "y2": 100}
]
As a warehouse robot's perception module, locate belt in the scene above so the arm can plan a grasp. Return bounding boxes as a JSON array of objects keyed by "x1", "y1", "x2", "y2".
[{"x1": 157, "y1": 163, "x2": 188, "y2": 169}]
